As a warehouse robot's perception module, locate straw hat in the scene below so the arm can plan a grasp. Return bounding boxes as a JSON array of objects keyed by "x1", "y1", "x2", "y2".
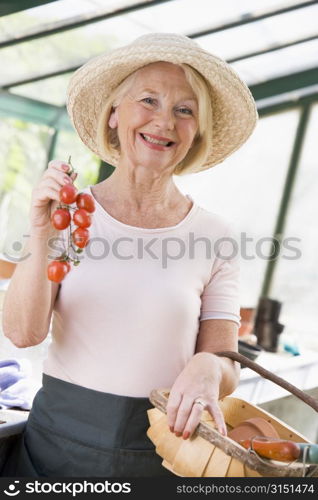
[{"x1": 66, "y1": 33, "x2": 258, "y2": 172}]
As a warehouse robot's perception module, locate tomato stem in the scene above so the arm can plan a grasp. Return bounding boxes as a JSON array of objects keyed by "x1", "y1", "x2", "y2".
[{"x1": 67, "y1": 155, "x2": 77, "y2": 177}]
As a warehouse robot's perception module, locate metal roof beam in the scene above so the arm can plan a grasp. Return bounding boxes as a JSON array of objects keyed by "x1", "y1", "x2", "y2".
[
  {"x1": 0, "y1": 91, "x2": 71, "y2": 128},
  {"x1": 257, "y1": 92, "x2": 318, "y2": 116},
  {"x1": 0, "y1": 0, "x2": 57, "y2": 18},
  {"x1": 250, "y1": 67, "x2": 318, "y2": 100},
  {"x1": 1, "y1": 66, "x2": 78, "y2": 90},
  {"x1": 0, "y1": 0, "x2": 173, "y2": 49}
]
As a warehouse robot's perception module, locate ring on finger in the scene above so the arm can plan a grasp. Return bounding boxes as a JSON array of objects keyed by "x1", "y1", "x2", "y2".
[{"x1": 193, "y1": 398, "x2": 207, "y2": 409}]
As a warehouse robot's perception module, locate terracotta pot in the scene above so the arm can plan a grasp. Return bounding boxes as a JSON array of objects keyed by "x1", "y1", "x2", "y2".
[
  {"x1": 228, "y1": 417, "x2": 280, "y2": 443},
  {"x1": 239, "y1": 307, "x2": 256, "y2": 337},
  {"x1": 0, "y1": 259, "x2": 16, "y2": 279}
]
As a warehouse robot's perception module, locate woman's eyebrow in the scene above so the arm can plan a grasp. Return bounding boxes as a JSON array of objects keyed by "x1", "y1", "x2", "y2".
[
  {"x1": 180, "y1": 98, "x2": 198, "y2": 104},
  {"x1": 138, "y1": 88, "x2": 197, "y2": 102},
  {"x1": 138, "y1": 88, "x2": 157, "y2": 95}
]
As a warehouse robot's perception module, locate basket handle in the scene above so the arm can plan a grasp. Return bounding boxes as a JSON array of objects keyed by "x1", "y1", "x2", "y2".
[{"x1": 215, "y1": 350, "x2": 318, "y2": 413}]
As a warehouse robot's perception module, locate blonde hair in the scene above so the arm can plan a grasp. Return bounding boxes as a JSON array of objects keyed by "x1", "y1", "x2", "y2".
[{"x1": 96, "y1": 63, "x2": 213, "y2": 175}]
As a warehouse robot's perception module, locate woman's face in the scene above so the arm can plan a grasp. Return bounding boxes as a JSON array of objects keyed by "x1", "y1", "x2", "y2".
[{"x1": 108, "y1": 62, "x2": 199, "y2": 173}]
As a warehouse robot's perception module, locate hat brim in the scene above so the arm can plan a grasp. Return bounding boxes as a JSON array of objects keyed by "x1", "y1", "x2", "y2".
[{"x1": 67, "y1": 34, "x2": 258, "y2": 172}]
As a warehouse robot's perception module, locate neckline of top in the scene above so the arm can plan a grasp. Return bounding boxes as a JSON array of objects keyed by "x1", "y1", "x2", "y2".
[{"x1": 87, "y1": 185, "x2": 199, "y2": 233}]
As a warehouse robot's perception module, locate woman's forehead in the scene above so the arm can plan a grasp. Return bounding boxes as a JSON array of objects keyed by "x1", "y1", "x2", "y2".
[{"x1": 131, "y1": 62, "x2": 197, "y2": 98}]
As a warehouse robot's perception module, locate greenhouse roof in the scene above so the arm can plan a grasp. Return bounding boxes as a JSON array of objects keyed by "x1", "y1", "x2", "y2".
[{"x1": 0, "y1": 0, "x2": 317, "y2": 128}]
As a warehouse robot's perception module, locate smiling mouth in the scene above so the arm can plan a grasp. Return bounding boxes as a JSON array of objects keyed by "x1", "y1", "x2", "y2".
[{"x1": 140, "y1": 133, "x2": 175, "y2": 147}]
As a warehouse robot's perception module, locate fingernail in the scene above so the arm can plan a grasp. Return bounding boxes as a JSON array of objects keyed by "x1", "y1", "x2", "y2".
[
  {"x1": 175, "y1": 431, "x2": 182, "y2": 437},
  {"x1": 183, "y1": 432, "x2": 190, "y2": 440},
  {"x1": 62, "y1": 164, "x2": 69, "y2": 171},
  {"x1": 169, "y1": 426, "x2": 174, "y2": 433}
]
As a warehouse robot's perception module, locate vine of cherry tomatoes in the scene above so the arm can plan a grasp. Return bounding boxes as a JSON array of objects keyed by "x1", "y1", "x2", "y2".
[{"x1": 47, "y1": 157, "x2": 95, "y2": 283}]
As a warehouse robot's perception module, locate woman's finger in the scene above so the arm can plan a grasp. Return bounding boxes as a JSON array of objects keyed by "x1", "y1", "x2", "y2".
[
  {"x1": 166, "y1": 390, "x2": 182, "y2": 432},
  {"x1": 206, "y1": 400, "x2": 227, "y2": 436},
  {"x1": 33, "y1": 186, "x2": 60, "y2": 204},
  {"x1": 172, "y1": 395, "x2": 194, "y2": 436},
  {"x1": 43, "y1": 165, "x2": 73, "y2": 186},
  {"x1": 181, "y1": 402, "x2": 205, "y2": 439},
  {"x1": 48, "y1": 159, "x2": 71, "y2": 172}
]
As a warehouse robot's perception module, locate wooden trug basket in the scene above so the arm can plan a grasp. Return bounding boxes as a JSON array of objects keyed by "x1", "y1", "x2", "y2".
[{"x1": 147, "y1": 351, "x2": 318, "y2": 477}]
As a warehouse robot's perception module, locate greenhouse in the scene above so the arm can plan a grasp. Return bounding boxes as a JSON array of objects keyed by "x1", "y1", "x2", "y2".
[{"x1": 0, "y1": 0, "x2": 317, "y2": 479}]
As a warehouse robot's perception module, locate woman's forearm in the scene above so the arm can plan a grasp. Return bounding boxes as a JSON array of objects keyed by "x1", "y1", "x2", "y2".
[
  {"x1": 195, "y1": 318, "x2": 240, "y2": 397},
  {"x1": 2, "y1": 229, "x2": 59, "y2": 347}
]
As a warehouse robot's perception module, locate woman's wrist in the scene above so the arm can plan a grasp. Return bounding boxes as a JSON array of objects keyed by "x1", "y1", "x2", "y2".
[{"x1": 192, "y1": 351, "x2": 223, "y2": 384}]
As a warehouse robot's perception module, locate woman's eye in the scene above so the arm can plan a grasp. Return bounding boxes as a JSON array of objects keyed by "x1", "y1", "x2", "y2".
[
  {"x1": 142, "y1": 97, "x2": 155, "y2": 105},
  {"x1": 177, "y1": 108, "x2": 193, "y2": 115}
]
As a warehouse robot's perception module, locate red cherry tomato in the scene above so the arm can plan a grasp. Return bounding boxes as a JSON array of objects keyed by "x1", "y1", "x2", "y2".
[
  {"x1": 59, "y1": 184, "x2": 77, "y2": 204},
  {"x1": 72, "y1": 227, "x2": 89, "y2": 248},
  {"x1": 51, "y1": 208, "x2": 71, "y2": 230},
  {"x1": 76, "y1": 193, "x2": 95, "y2": 213},
  {"x1": 47, "y1": 260, "x2": 70, "y2": 283},
  {"x1": 65, "y1": 261, "x2": 71, "y2": 273},
  {"x1": 73, "y1": 209, "x2": 91, "y2": 228}
]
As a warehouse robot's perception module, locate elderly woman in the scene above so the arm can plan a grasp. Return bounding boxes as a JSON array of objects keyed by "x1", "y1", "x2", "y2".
[{"x1": 2, "y1": 33, "x2": 257, "y2": 477}]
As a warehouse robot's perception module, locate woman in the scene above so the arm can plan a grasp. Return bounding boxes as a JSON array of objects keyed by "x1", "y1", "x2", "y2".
[{"x1": 2, "y1": 33, "x2": 258, "y2": 477}]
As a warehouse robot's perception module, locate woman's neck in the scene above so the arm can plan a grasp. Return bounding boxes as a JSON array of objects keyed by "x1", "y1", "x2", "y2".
[{"x1": 100, "y1": 163, "x2": 182, "y2": 211}]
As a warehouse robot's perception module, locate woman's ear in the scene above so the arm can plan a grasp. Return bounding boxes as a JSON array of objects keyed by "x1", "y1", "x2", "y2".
[{"x1": 108, "y1": 107, "x2": 118, "y2": 129}]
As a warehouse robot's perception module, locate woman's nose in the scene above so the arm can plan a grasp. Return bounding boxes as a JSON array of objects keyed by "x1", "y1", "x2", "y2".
[{"x1": 154, "y1": 108, "x2": 175, "y2": 130}]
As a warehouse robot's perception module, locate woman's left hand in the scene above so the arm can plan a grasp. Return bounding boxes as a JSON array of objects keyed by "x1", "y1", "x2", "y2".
[{"x1": 166, "y1": 352, "x2": 227, "y2": 439}]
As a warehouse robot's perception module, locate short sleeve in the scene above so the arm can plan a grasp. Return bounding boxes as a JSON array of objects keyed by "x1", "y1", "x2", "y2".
[{"x1": 199, "y1": 222, "x2": 241, "y2": 328}]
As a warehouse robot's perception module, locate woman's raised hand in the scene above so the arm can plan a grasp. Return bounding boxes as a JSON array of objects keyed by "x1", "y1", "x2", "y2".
[
  {"x1": 166, "y1": 352, "x2": 227, "y2": 439},
  {"x1": 30, "y1": 160, "x2": 77, "y2": 235}
]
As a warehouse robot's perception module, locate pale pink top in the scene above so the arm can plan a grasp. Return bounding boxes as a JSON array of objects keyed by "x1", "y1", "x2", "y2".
[{"x1": 43, "y1": 187, "x2": 241, "y2": 397}]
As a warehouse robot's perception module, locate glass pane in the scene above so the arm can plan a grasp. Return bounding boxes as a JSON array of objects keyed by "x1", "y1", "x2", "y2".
[
  {"x1": 1, "y1": 0, "x2": 313, "y2": 87},
  {"x1": 123, "y1": 0, "x2": 303, "y2": 35},
  {"x1": 197, "y1": 4, "x2": 318, "y2": 62},
  {"x1": 10, "y1": 73, "x2": 72, "y2": 106},
  {"x1": 0, "y1": 0, "x2": 134, "y2": 41},
  {"x1": 0, "y1": 25, "x2": 116, "y2": 86},
  {"x1": 271, "y1": 104, "x2": 318, "y2": 346},
  {"x1": 232, "y1": 39, "x2": 318, "y2": 85},
  {"x1": 0, "y1": 118, "x2": 50, "y2": 259},
  {"x1": 174, "y1": 109, "x2": 300, "y2": 308}
]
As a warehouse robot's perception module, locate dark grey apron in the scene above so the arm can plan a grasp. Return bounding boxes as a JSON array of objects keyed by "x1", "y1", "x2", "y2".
[{"x1": 2, "y1": 374, "x2": 173, "y2": 477}]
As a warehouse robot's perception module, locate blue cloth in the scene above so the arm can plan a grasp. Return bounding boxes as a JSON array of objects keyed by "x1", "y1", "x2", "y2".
[{"x1": 0, "y1": 358, "x2": 35, "y2": 410}]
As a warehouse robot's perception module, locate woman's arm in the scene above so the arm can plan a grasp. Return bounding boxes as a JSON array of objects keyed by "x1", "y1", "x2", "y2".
[
  {"x1": 195, "y1": 318, "x2": 240, "y2": 397},
  {"x1": 2, "y1": 231, "x2": 60, "y2": 347},
  {"x1": 2, "y1": 159, "x2": 76, "y2": 348},
  {"x1": 166, "y1": 319, "x2": 240, "y2": 439}
]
